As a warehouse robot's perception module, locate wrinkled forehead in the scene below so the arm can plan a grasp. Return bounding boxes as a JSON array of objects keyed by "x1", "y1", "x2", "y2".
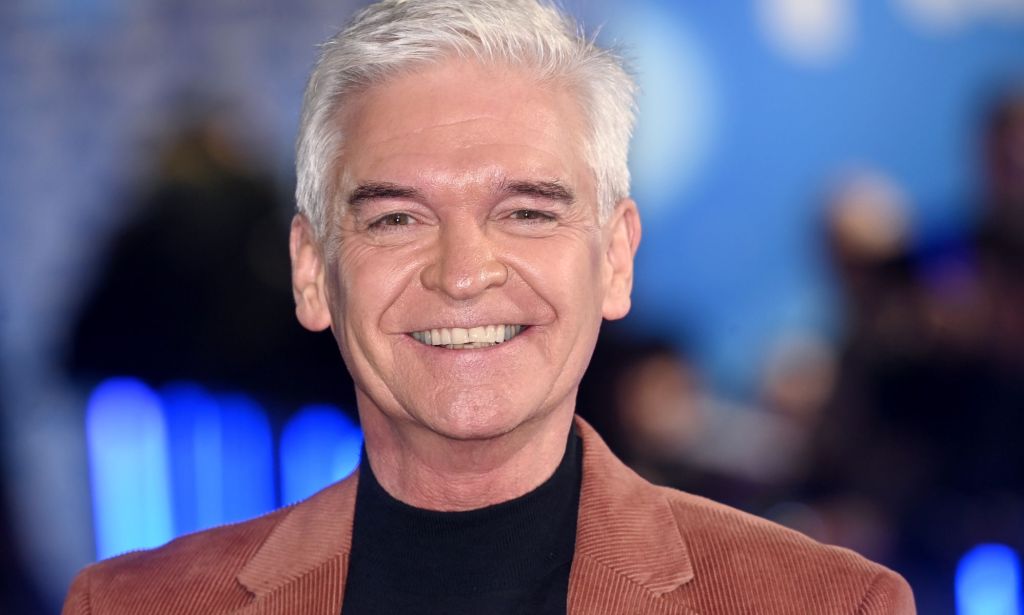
[{"x1": 333, "y1": 58, "x2": 595, "y2": 199}]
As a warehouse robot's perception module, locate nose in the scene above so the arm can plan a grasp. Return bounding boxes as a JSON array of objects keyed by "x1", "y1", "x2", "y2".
[{"x1": 420, "y1": 224, "x2": 508, "y2": 300}]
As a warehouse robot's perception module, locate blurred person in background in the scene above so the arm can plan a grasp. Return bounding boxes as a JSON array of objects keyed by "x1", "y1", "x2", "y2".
[
  {"x1": 808, "y1": 171, "x2": 925, "y2": 519},
  {"x1": 579, "y1": 305, "x2": 854, "y2": 553},
  {"x1": 976, "y1": 88, "x2": 1024, "y2": 377},
  {"x1": 579, "y1": 332, "x2": 825, "y2": 510},
  {"x1": 576, "y1": 335, "x2": 715, "y2": 494},
  {"x1": 59, "y1": 1, "x2": 914, "y2": 614},
  {"x1": 803, "y1": 113, "x2": 1024, "y2": 607},
  {"x1": 66, "y1": 101, "x2": 354, "y2": 410}
]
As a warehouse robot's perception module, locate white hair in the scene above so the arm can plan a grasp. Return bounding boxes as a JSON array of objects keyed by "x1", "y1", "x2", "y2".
[{"x1": 295, "y1": 0, "x2": 638, "y2": 240}]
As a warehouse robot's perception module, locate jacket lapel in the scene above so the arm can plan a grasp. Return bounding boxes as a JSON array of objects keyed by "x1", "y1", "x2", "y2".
[
  {"x1": 569, "y1": 419, "x2": 699, "y2": 615},
  {"x1": 230, "y1": 472, "x2": 360, "y2": 615}
]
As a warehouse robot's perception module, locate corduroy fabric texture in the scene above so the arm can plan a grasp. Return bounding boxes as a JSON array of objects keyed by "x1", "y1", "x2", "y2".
[{"x1": 62, "y1": 418, "x2": 915, "y2": 614}]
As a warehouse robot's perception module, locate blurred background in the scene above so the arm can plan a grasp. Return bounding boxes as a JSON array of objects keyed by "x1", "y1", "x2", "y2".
[{"x1": 1, "y1": 0, "x2": 1023, "y2": 612}]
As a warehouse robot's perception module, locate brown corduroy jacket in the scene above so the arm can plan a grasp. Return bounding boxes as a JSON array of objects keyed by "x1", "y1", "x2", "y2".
[{"x1": 63, "y1": 418, "x2": 915, "y2": 614}]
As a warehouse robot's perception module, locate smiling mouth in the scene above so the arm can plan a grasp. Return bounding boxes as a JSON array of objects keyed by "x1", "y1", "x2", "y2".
[{"x1": 409, "y1": 325, "x2": 526, "y2": 349}]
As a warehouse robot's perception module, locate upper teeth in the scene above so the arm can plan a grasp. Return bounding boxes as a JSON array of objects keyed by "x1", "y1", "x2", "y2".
[{"x1": 411, "y1": 325, "x2": 524, "y2": 347}]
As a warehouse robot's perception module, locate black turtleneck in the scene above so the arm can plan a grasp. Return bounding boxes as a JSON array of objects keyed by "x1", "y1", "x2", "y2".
[{"x1": 340, "y1": 430, "x2": 582, "y2": 615}]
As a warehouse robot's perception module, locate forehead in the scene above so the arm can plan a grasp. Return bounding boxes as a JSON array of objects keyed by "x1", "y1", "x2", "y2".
[{"x1": 337, "y1": 58, "x2": 591, "y2": 188}]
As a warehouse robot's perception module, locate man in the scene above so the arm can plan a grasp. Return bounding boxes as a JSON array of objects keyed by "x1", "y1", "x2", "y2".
[{"x1": 63, "y1": 1, "x2": 915, "y2": 613}]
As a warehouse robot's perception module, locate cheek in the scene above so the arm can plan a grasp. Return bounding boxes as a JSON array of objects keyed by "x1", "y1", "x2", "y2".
[
  {"x1": 334, "y1": 241, "x2": 430, "y2": 345},
  {"x1": 322, "y1": 265, "x2": 355, "y2": 362},
  {"x1": 325, "y1": 247, "x2": 380, "y2": 352},
  {"x1": 337, "y1": 241, "x2": 415, "y2": 302},
  {"x1": 511, "y1": 235, "x2": 605, "y2": 317},
  {"x1": 553, "y1": 236, "x2": 604, "y2": 297},
  {"x1": 323, "y1": 262, "x2": 347, "y2": 325}
]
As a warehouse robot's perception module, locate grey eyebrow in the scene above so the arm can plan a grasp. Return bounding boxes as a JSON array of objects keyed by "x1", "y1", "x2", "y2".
[
  {"x1": 500, "y1": 180, "x2": 576, "y2": 205},
  {"x1": 347, "y1": 182, "x2": 423, "y2": 209},
  {"x1": 346, "y1": 179, "x2": 576, "y2": 210}
]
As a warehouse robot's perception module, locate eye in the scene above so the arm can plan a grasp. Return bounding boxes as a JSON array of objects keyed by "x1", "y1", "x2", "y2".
[
  {"x1": 509, "y1": 209, "x2": 555, "y2": 222},
  {"x1": 369, "y1": 212, "x2": 416, "y2": 229}
]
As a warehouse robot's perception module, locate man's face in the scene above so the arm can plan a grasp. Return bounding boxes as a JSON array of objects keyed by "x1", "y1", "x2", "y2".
[{"x1": 292, "y1": 59, "x2": 639, "y2": 441}]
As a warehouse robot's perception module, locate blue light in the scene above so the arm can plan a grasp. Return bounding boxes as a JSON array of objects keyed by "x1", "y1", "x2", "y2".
[
  {"x1": 86, "y1": 377, "x2": 173, "y2": 559},
  {"x1": 956, "y1": 543, "x2": 1023, "y2": 615},
  {"x1": 215, "y1": 393, "x2": 275, "y2": 525},
  {"x1": 162, "y1": 383, "x2": 218, "y2": 535},
  {"x1": 281, "y1": 405, "x2": 362, "y2": 505},
  {"x1": 161, "y1": 385, "x2": 276, "y2": 533}
]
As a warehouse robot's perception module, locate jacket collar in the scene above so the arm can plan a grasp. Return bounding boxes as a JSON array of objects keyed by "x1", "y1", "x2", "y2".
[
  {"x1": 232, "y1": 417, "x2": 696, "y2": 614},
  {"x1": 232, "y1": 471, "x2": 358, "y2": 614},
  {"x1": 569, "y1": 419, "x2": 697, "y2": 614}
]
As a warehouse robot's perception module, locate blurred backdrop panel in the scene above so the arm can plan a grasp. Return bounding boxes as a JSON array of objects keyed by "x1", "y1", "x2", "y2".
[{"x1": 2, "y1": 0, "x2": 1023, "y2": 613}]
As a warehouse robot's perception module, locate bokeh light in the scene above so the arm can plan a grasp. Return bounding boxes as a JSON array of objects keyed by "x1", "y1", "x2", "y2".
[
  {"x1": 605, "y1": 4, "x2": 716, "y2": 213},
  {"x1": 956, "y1": 544, "x2": 1022, "y2": 615},
  {"x1": 86, "y1": 378, "x2": 173, "y2": 560},
  {"x1": 280, "y1": 404, "x2": 363, "y2": 505},
  {"x1": 756, "y1": 0, "x2": 854, "y2": 65}
]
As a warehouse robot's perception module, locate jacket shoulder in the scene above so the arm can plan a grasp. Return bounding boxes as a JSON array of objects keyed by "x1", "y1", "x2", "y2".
[
  {"x1": 62, "y1": 507, "x2": 288, "y2": 615},
  {"x1": 659, "y1": 487, "x2": 915, "y2": 614}
]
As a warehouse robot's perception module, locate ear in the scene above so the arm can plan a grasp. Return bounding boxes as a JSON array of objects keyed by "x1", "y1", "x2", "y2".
[
  {"x1": 601, "y1": 198, "x2": 642, "y2": 320},
  {"x1": 289, "y1": 214, "x2": 332, "y2": 332}
]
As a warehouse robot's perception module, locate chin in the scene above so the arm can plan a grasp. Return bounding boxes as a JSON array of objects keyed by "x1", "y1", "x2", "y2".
[{"x1": 417, "y1": 393, "x2": 541, "y2": 442}]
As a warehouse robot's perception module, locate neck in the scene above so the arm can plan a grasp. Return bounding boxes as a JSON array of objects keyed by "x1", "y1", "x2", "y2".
[{"x1": 357, "y1": 396, "x2": 575, "y2": 511}]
